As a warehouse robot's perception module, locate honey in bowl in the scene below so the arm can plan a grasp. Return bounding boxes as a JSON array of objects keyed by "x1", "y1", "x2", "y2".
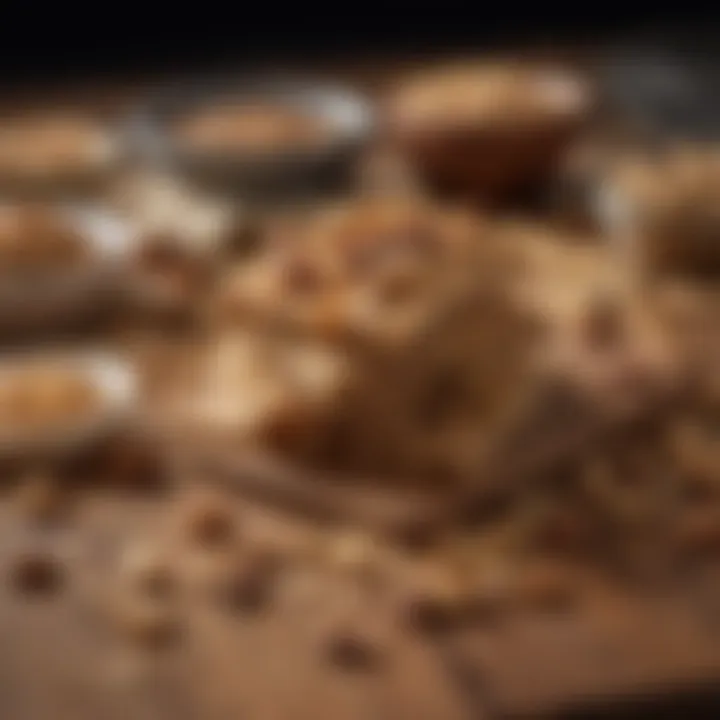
[{"x1": 173, "y1": 102, "x2": 334, "y2": 156}]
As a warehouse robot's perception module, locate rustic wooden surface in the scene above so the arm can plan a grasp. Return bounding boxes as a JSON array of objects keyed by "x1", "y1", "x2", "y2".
[{"x1": 1, "y1": 54, "x2": 720, "y2": 720}]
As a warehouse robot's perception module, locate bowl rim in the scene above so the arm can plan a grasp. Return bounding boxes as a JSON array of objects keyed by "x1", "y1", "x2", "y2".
[{"x1": 125, "y1": 71, "x2": 376, "y2": 172}]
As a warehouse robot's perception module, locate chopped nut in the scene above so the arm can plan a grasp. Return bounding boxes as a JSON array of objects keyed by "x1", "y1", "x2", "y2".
[
  {"x1": 10, "y1": 551, "x2": 64, "y2": 596},
  {"x1": 401, "y1": 566, "x2": 464, "y2": 634},
  {"x1": 326, "y1": 531, "x2": 378, "y2": 579},
  {"x1": 282, "y1": 257, "x2": 324, "y2": 295},
  {"x1": 215, "y1": 551, "x2": 279, "y2": 615},
  {"x1": 119, "y1": 545, "x2": 177, "y2": 601},
  {"x1": 179, "y1": 493, "x2": 238, "y2": 549},
  {"x1": 322, "y1": 624, "x2": 382, "y2": 672},
  {"x1": 260, "y1": 401, "x2": 315, "y2": 457},
  {"x1": 402, "y1": 590, "x2": 456, "y2": 634}
]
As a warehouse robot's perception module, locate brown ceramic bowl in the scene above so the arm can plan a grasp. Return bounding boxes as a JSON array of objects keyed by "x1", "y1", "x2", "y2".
[{"x1": 385, "y1": 62, "x2": 594, "y2": 204}]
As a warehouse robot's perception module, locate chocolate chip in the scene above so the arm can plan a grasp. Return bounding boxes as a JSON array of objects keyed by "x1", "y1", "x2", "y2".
[
  {"x1": 182, "y1": 500, "x2": 237, "y2": 549},
  {"x1": 402, "y1": 591, "x2": 457, "y2": 634},
  {"x1": 10, "y1": 552, "x2": 64, "y2": 597},
  {"x1": 262, "y1": 404, "x2": 313, "y2": 457},
  {"x1": 324, "y1": 629, "x2": 380, "y2": 672},
  {"x1": 218, "y1": 552, "x2": 280, "y2": 615},
  {"x1": 282, "y1": 257, "x2": 323, "y2": 295},
  {"x1": 221, "y1": 568, "x2": 269, "y2": 614}
]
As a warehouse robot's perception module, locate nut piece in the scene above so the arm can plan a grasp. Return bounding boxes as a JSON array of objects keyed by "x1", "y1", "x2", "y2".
[
  {"x1": 10, "y1": 551, "x2": 64, "y2": 596},
  {"x1": 326, "y1": 531, "x2": 381, "y2": 585},
  {"x1": 215, "y1": 550, "x2": 280, "y2": 615},
  {"x1": 178, "y1": 493, "x2": 238, "y2": 549},
  {"x1": 119, "y1": 544, "x2": 177, "y2": 601},
  {"x1": 322, "y1": 622, "x2": 382, "y2": 672},
  {"x1": 401, "y1": 566, "x2": 465, "y2": 634}
]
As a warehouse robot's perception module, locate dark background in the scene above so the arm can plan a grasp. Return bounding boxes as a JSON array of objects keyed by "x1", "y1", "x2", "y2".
[{"x1": 0, "y1": 7, "x2": 711, "y2": 86}]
